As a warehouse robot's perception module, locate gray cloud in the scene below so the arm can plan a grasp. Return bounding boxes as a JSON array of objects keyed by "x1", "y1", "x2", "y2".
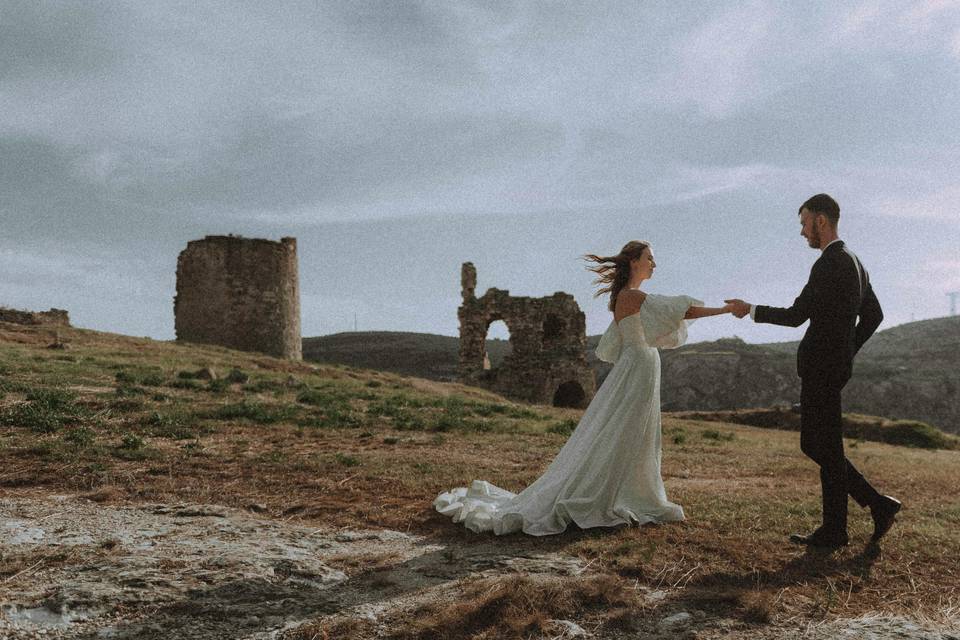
[{"x1": 1, "y1": 1, "x2": 958, "y2": 342}]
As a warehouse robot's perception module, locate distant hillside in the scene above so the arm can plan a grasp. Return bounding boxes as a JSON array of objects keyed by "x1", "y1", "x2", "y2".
[
  {"x1": 303, "y1": 316, "x2": 960, "y2": 434},
  {"x1": 302, "y1": 331, "x2": 511, "y2": 381}
]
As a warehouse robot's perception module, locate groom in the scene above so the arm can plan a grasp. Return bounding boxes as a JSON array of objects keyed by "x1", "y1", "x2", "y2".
[{"x1": 726, "y1": 194, "x2": 901, "y2": 549}]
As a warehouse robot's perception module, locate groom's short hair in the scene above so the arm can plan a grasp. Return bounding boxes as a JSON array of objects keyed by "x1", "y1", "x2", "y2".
[{"x1": 799, "y1": 193, "x2": 840, "y2": 223}]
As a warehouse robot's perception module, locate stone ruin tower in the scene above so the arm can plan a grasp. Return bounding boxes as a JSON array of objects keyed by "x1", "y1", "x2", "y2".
[
  {"x1": 458, "y1": 263, "x2": 596, "y2": 408},
  {"x1": 174, "y1": 235, "x2": 302, "y2": 360}
]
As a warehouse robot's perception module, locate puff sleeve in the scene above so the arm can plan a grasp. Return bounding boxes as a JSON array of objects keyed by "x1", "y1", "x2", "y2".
[{"x1": 641, "y1": 294, "x2": 703, "y2": 349}]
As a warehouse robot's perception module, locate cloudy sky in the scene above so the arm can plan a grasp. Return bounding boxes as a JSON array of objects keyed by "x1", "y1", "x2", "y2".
[{"x1": 2, "y1": 1, "x2": 959, "y2": 345}]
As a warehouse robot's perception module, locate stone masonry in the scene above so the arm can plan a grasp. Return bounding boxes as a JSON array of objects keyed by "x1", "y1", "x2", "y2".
[
  {"x1": 458, "y1": 263, "x2": 595, "y2": 408},
  {"x1": 174, "y1": 235, "x2": 301, "y2": 360},
  {"x1": 0, "y1": 307, "x2": 70, "y2": 327}
]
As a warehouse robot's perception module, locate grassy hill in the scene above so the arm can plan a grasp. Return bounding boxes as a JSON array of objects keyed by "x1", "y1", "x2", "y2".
[
  {"x1": 302, "y1": 331, "x2": 512, "y2": 381},
  {"x1": 305, "y1": 315, "x2": 960, "y2": 434},
  {"x1": 2, "y1": 321, "x2": 959, "y2": 638}
]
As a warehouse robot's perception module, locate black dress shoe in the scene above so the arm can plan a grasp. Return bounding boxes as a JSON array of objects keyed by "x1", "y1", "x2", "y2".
[
  {"x1": 870, "y1": 495, "x2": 902, "y2": 543},
  {"x1": 789, "y1": 530, "x2": 849, "y2": 548}
]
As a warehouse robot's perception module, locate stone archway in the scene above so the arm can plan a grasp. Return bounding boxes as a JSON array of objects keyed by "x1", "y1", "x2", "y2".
[
  {"x1": 458, "y1": 262, "x2": 596, "y2": 406},
  {"x1": 483, "y1": 319, "x2": 512, "y2": 373},
  {"x1": 552, "y1": 380, "x2": 586, "y2": 408}
]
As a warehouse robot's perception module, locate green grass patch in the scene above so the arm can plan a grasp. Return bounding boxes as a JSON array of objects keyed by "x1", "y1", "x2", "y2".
[
  {"x1": 115, "y1": 384, "x2": 146, "y2": 398},
  {"x1": 367, "y1": 393, "x2": 427, "y2": 416},
  {"x1": 110, "y1": 398, "x2": 146, "y2": 413},
  {"x1": 62, "y1": 426, "x2": 96, "y2": 448},
  {"x1": 297, "y1": 405, "x2": 361, "y2": 429},
  {"x1": 207, "y1": 378, "x2": 231, "y2": 393},
  {"x1": 115, "y1": 368, "x2": 166, "y2": 386},
  {"x1": 547, "y1": 419, "x2": 578, "y2": 437},
  {"x1": 143, "y1": 410, "x2": 201, "y2": 439},
  {"x1": 857, "y1": 419, "x2": 956, "y2": 450},
  {"x1": 0, "y1": 387, "x2": 88, "y2": 433},
  {"x1": 225, "y1": 368, "x2": 249, "y2": 384},
  {"x1": 702, "y1": 429, "x2": 735, "y2": 442},
  {"x1": 334, "y1": 452, "x2": 360, "y2": 467},
  {"x1": 169, "y1": 379, "x2": 201, "y2": 391},
  {"x1": 208, "y1": 401, "x2": 299, "y2": 424}
]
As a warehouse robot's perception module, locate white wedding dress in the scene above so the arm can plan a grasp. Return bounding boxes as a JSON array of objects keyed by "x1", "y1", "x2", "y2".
[{"x1": 434, "y1": 293, "x2": 702, "y2": 536}]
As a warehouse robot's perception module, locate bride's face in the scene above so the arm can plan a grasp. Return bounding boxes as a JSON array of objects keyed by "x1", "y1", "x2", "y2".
[{"x1": 631, "y1": 247, "x2": 656, "y2": 281}]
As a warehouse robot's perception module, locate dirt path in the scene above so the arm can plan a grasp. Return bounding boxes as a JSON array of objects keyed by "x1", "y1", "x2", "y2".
[{"x1": 1, "y1": 494, "x2": 957, "y2": 639}]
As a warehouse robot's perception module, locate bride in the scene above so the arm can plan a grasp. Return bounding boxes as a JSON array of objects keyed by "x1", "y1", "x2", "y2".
[{"x1": 433, "y1": 240, "x2": 735, "y2": 536}]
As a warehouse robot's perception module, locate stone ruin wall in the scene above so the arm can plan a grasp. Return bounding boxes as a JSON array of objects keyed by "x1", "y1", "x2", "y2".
[
  {"x1": 0, "y1": 307, "x2": 70, "y2": 327},
  {"x1": 458, "y1": 262, "x2": 596, "y2": 408},
  {"x1": 174, "y1": 235, "x2": 302, "y2": 360}
]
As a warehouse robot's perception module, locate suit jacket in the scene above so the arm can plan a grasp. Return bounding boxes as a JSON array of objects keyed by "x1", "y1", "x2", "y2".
[{"x1": 754, "y1": 241, "x2": 883, "y2": 383}]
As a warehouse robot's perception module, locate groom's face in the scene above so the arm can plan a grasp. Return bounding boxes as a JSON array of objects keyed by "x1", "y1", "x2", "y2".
[{"x1": 799, "y1": 208, "x2": 821, "y2": 248}]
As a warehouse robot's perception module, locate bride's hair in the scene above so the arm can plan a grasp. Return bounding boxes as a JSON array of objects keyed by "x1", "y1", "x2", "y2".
[{"x1": 583, "y1": 240, "x2": 650, "y2": 312}]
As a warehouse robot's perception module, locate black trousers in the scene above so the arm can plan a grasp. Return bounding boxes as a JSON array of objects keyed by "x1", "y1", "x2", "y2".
[{"x1": 800, "y1": 375, "x2": 882, "y2": 534}]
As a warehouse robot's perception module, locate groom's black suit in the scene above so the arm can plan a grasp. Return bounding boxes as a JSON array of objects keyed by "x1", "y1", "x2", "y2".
[{"x1": 754, "y1": 240, "x2": 884, "y2": 535}]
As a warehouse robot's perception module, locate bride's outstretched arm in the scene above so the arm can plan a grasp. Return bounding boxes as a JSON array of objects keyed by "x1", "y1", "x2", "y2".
[{"x1": 684, "y1": 303, "x2": 735, "y2": 319}]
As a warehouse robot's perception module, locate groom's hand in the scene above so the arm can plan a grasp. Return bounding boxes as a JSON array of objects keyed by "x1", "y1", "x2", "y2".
[{"x1": 725, "y1": 299, "x2": 751, "y2": 319}]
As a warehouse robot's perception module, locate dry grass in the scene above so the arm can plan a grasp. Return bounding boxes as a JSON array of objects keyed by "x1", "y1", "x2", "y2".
[{"x1": 2, "y1": 322, "x2": 960, "y2": 635}]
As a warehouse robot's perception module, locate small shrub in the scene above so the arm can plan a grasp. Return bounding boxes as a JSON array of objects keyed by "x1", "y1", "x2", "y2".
[
  {"x1": 365, "y1": 380, "x2": 382, "y2": 388},
  {"x1": 430, "y1": 413, "x2": 457, "y2": 432},
  {"x1": 119, "y1": 434, "x2": 144, "y2": 450},
  {"x1": 391, "y1": 410, "x2": 423, "y2": 431},
  {"x1": 702, "y1": 429, "x2": 735, "y2": 442},
  {"x1": 27, "y1": 387, "x2": 77, "y2": 409},
  {"x1": 0, "y1": 377, "x2": 30, "y2": 394},
  {"x1": 226, "y1": 368, "x2": 249, "y2": 384},
  {"x1": 182, "y1": 441, "x2": 202, "y2": 453},
  {"x1": 296, "y1": 389, "x2": 339, "y2": 406},
  {"x1": 110, "y1": 398, "x2": 145, "y2": 413},
  {"x1": 334, "y1": 453, "x2": 360, "y2": 467},
  {"x1": 115, "y1": 371, "x2": 137, "y2": 384},
  {"x1": 210, "y1": 401, "x2": 298, "y2": 424},
  {"x1": 176, "y1": 370, "x2": 198, "y2": 380},
  {"x1": 207, "y1": 378, "x2": 230, "y2": 393},
  {"x1": 383, "y1": 436, "x2": 399, "y2": 445},
  {"x1": 470, "y1": 402, "x2": 511, "y2": 417},
  {"x1": 63, "y1": 426, "x2": 95, "y2": 448},
  {"x1": 672, "y1": 430, "x2": 687, "y2": 445},
  {"x1": 140, "y1": 374, "x2": 166, "y2": 387},
  {"x1": 504, "y1": 404, "x2": 549, "y2": 420},
  {"x1": 367, "y1": 394, "x2": 425, "y2": 417},
  {"x1": 169, "y1": 379, "x2": 201, "y2": 391},
  {"x1": 1, "y1": 387, "x2": 86, "y2": 433},
  {"x1": 298, "y1": 407, "x2": 360, "y2": 429},
  {"x1": 115, "y1": 369, "x2": 165, "y2": 386},
  {"x1": 143, "y1": 411, "x2": 198, "y2": 439},
  {"x1": 548, "y1": 419, "x2": 578, "y2": 437},
  {"x1": 115, "y1": 384, "x2": 146, "y2": 398}
]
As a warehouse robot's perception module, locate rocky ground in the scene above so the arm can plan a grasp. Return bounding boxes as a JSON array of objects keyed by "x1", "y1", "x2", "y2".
[{"x1": 1, "y1": 494, "x2": 957, "y2": 639}]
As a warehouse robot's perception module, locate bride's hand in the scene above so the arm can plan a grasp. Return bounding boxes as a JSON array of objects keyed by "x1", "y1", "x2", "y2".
[{"x1": 724, "y1": 299, "x2": 751, "y2": 318}]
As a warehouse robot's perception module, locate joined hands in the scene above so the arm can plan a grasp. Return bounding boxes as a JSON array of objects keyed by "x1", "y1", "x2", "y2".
[{"x1": 724, "y1": 299, "x2": 752, "y2": 319}]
